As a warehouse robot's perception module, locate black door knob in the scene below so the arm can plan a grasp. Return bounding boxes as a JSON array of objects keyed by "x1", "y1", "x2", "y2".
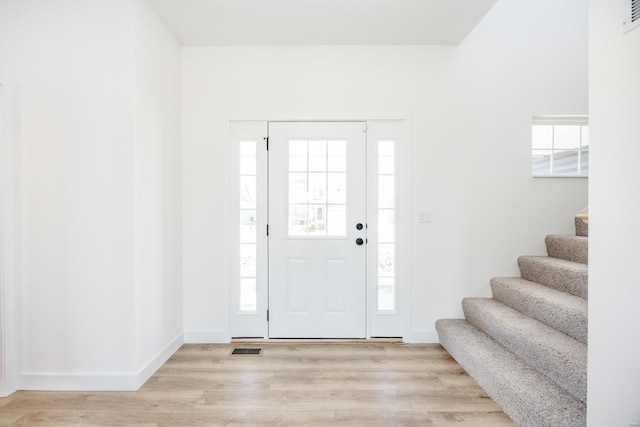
[
  {"x1": 356, "y1": 238, "x2": 364, "y2": 245},
  {"x1": 356, "y1": 223, "x2": 364, "y2": 230}
]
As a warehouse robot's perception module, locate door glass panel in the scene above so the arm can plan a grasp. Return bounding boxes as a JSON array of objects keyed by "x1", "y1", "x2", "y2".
[
  {"x1": 378, "y1": 277, "x2": 395, "y2": 311},
  {"x1": 288, "y1": 140, "x2": 346, "y2": 237},
  {"x1": 240, "y1": 210, "x2": 256, "y2": 243},
  {"x1": 240, "y1": 141, "x2": 256, "y2": 175},
  {"x1": 378, "y1": 140, "x2": 394, "y2": 174},
  {"x1": 240, "y1": 176, "x2": 256, "y2": 209},
  {"x1": 378, "y1": 209, "x2": 394, "y2": 243},
  {"x1": 378, "y1": 175, "x2": 394, "y2": 209},
  {"x1": 378, "y1": 243, "x2": 395, "y2": 277},
  {"x1": 328, "y1": 141, "x2": 346, "y2": 171},
  {"x1": 328, "y1": 173, "x2": 346, "y2": 204},
  {"x1": 308, "y1": 173, "x2": 327, "y2": 203},
  {"x1": 288, "y1": 205, "x2": 308, "y2": 236},
  {"x1": 240, "y1": 244, "x2": 257, "y2": 277},
  {"x1": 239, "y1": 140, "x2": 258, "y2": 312},
  {"x1": 289, "y1": 140, "x2": 307, "y2": 171},
  {"x1": 308, "y1": 140, "x2": 327, "y2": 171},
  {"x1": 289, "y1": 173, "x2": 307, "y2": 204},
  {"x1": 308, "y1": 205, "x2": 327, "y2": 236},
  {"x1": 240, "y1": 278, "x2": 257, "y2": 311},
  {"x1": 377, "y1": 140, "x2": 396, "y2": 311}
]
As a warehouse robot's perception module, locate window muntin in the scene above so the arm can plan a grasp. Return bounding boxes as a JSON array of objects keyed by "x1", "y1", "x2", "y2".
[
  {"x1": 287, "y1": 140, "x2": 347, "y2": 237},
  {"x1": 532, "y1": 116, "x2": 589, "y2": 177}
]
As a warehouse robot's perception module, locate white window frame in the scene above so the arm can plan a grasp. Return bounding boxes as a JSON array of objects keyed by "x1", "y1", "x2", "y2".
[
  {"x1": 367, "y1": 121, "x2": 407, "y2": 337},
  {"x1": 229, "y1": 121, "x2": 269, "y2": 338},
  {"x1": 532, "y1": 115, "x2": 589, "y2": 178}
]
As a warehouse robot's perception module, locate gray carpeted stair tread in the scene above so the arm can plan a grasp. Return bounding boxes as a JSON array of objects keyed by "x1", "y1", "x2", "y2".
[
  {"x1": 518, "y1": 256, "x2": 588, "y2": 299},
  {"x1": 436, "y1": 319, "x2": 586, "y2": 427},
  {"x1": 462, "y1": 298, "x2": 587, "y2": 403},
  {"x1": 545, "y1": 235, "x2": 588, "y2": 264},
  {"x1": 575, "y1": 217, "x2": 588, "y2": 237},
  {"x1": 491, "y1": 277, "x2": 588, "y2": 344}
]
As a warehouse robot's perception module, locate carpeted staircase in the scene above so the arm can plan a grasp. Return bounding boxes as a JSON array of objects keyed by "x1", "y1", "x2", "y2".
[{"x1": 436, "y1": 212, "x2": 588, "y2": 426}]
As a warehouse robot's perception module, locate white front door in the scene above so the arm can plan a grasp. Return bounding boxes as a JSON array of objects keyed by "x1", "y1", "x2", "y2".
[{"x1": 268, "y1": 122, "x2": 367, "y2": 338}]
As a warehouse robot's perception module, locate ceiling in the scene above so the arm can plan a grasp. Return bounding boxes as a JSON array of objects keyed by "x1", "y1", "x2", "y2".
[{"x1": 145, "y1": 0, "x2": 497, "y2": 46}]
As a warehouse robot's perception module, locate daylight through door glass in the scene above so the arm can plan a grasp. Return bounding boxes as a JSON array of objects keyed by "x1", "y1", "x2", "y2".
[
  {"x1": 239, "y1": 140, "x2": 257, "y2": 311},
  {"x1": 378, "y1": 140, "x2": 396, "y2": 311},
  {"x1": 288, "y1": 140, "x2": 347, "y2": 237}
]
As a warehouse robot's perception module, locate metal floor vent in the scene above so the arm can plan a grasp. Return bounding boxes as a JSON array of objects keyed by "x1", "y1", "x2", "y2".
[{"x1": 231, "y1": 348, "x2": 262, "y2": 356}]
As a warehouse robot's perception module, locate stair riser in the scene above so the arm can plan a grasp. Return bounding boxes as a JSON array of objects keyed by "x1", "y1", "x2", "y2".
[
  {"x1": 545, "y1": 235, "x2": 588, "y2": 264},
  {"x1": 575, "y1": 217, "x2": 588, "y2": 237},
  {"x1": 463, "y1": 298, "x2": 587, "y2": 403},
  {"x1": 518, "y1": 256, "x2": 588, "y2": 299},
  {"x1": 491, "y1": 278, "x2": 588, "y2": 344}
]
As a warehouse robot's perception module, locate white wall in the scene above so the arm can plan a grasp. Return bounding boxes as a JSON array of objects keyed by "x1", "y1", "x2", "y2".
[
  {"x1": 588, "y1": 1, "x2": 640, "y2": 425},
  {"x1": 0, "y1": 0, "x2": 182, "y2": 390},
  {"x1": 133, "y1": 0, "x2": 183, "y2": 378},
  {"x1": 0, "y1": 0, "x2": 138, "y2": 385},
  {"x1": 182, "y1": 0, "x2": 589, "y2": 342}
]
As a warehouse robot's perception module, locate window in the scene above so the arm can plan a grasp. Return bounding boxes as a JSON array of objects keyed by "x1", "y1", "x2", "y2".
[
  {"x1": 239, "y1": 140, "x2": 257, "y2": 311},
  {"x1": 287, "y1": 140, "x2": 347, "y2": 237},
  {"x1": 377, "y1": 140, "x2": 395, "y2": 311},
  {"x1": 532, "y1": 116, "x2": 589, "y2": 177}
]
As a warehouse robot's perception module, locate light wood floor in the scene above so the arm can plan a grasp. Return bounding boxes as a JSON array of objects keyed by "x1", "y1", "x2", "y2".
[{"x1": 0, "y1": 342, "x2": 515, "y2": 426}]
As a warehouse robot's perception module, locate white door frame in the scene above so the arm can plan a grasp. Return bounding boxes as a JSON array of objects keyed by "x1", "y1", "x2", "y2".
[
  {"x1": 0, "y1": 81, "x2": 19, "y2": 396},
  {"x1": 229, "y1": 118, "x2": 411, "y2": 340}
]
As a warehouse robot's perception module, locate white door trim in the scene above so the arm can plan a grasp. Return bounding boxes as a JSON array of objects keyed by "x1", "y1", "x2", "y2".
[
  {"x1": 0, "y1": 81, "x2": 19, "y2": 396},
  {"x1": 366, "y1": 120, "x2": 409, "y2": 338},
  {"x1": 267, "y1": 121, "x2": 367, "y2": 338},
  {"x1": 228, "y1": 121, "x2": 269, "y2": 338},
  {"x1": 228, "y1": 117, "x2": 412, "y2": 341}
]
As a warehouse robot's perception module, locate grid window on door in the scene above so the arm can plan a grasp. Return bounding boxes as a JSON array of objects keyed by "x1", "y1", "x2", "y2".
[
  {"x1": 378, "y1": 140, "x2": 396, "y2": 311},
  {"x1": 288, "y1": 140, "x2": 347, "y2": 237},
  {"x1": 239, "y1": 140, "x2": 257, "y2": 311}
]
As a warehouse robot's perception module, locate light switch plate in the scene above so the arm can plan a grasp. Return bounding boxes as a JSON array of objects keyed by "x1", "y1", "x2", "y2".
[{"x1": 418, "y1": 210, "x2": 432, "y2": 223}]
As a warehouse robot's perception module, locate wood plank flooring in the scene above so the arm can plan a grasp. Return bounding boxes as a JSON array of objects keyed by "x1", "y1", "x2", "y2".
[{"x1": 0, "y1": 342, "x2": 515, "y2": 426}]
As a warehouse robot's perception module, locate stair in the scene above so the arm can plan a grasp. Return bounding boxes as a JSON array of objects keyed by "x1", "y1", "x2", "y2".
[
  {"x1": 436, "y1": 213, "x2": 588, "y2": 426},
  {"x1": 490, "y1": 277, "x2": 587, "y2": 343},
  {"x1": 518, "y1": 256, "x2": 588, "y2": 298}
]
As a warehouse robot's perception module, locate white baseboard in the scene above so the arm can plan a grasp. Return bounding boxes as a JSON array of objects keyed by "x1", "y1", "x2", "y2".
[
  {"x1": 134, "y1": 332, "x2": 183, "y2": 389},
  {"x1": 19, "y1": 333, "x2": 184, "y2": 391},
  {"x1": 184, "y1": 329, "x2": 230, "y2": 343},
  {"x1": 404, "y1": 329, "x2": 439, "y2": 344},
  {"x1": 19, "y1": 372, "x2": 140, "y2": 391}
]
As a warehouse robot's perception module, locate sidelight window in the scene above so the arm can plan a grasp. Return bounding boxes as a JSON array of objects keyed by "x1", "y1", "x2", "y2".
[
  {"x1": 377, "y1": 140, "x2": 396, "y2": 311},
  {"x1": 239, "y1": 140, "x2": 257, "y2": 311}
]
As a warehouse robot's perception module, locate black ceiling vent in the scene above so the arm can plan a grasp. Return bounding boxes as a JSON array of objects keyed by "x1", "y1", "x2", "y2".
[
  {"x1": 231, "y1": 348, "x2": 262, "y2": 356},
  {"x1": 623, "y1": 0, "x2": 640, "y2": 33}
]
